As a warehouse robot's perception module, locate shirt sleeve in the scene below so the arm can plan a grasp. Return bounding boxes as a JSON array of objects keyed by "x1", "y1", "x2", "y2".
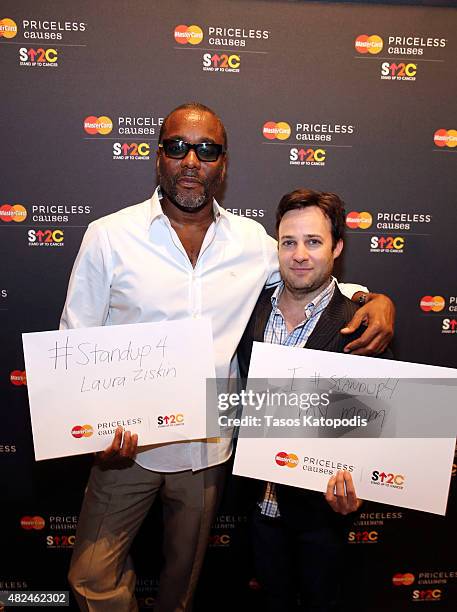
[
  {"x1": 264, "y1": 233, "x2": 281, "y2": 287},
  {"x1": 337, "y1": 281, "x2": 369, "y2": 299},
  {"x1": 59, "y1": 222, "x2": 112, "y2": 329}
]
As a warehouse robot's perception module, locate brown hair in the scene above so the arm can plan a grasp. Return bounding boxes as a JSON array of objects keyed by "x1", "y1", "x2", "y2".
[{"x1": 275, "y1": 188, "x2": 346, "y2": 247}]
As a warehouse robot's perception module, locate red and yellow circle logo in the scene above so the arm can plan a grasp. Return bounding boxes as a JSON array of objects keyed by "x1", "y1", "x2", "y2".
[
  {"x1": 71, "y1": 424, "x2": 94, "y2": 438},
  {"x1": 346, "y1": 211, "x2": 372, "y2": 229},
  {"x1": 434, "y1": 129, "x2": 457, "y2": 148},
  {"x1": 392, "y1": 573, "x2": 415, "y2": 586},
  {"x1": 174, "y1": 25, "x2": 203, "y2": 45},
  {"x1": 263, "y1": 122, "x2": 291, "y2": 141},
  {"x1": 20, "y1": 516, "x2": 45, "y2": 530},
  {"x1": 275, "y1": 452, "x2": 299, "y2": 468},
  {"x1": 83, "y1": 116, "x2": 113, "y2": 135},
  {"x1": 10, "y1": 370, "x2": 27, "y2": 386},
  {"x1": 0, "y1": 204, "x2": 27, "y2": 223},
  {"x1": 420, "y1": 296, "x2": 445, "y2": 312},
  {"x1": 355, "y1": 34, "x2": 383, "y2": 54},
  {"x1": 0, "y1": 18, "x2": 17, "y2": 39}
]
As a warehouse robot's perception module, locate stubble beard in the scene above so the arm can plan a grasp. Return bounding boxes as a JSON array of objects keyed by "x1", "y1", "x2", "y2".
[{"x1": 282, "y1": 266, "x2": 332, "y2": 300}]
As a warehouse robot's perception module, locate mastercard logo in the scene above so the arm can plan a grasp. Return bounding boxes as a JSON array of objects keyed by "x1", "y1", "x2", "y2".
[
  {"x1": 71, "y1": 424, "x2": 94, "y2": 438},
  {"x1": 263, "y1": 122, "x2": 291, "y2": 141},
  {"x1": 0, "y1": 18, "x2": 17, "y2": 39},
  {"x1": 20, "y1": 515, "x2": 45, "y2": 530},
  {"x1": 355, "y1": 34, "x2": 383, "y2": 54},
  {"x1": 83, "y1": 116, "x2": 113, "y2": 135},
  {"x1": 275, "y1": 452, "x2": 299, "y2": 468},
  {"x1": 392, "y1": 573, "x2": 415, "y2": 586},
  {"x1": 420, "y1": 295, "x2": 445, "y2": 312},
  {"x1": 10, "y1": 370, "x2": 27, "y2": 386},
  {"x1": 174, "y1": 25, "x2": 203, "y2": 45},
  {"x1": 0, "y1": 204, "x2": 27, "y2": 223},
  {"x1": 346, "y1": 211, "x2": 372, "y2": 229},
  {"x1": 434, "y1": 129, "x2": 457, "y2": 148}
]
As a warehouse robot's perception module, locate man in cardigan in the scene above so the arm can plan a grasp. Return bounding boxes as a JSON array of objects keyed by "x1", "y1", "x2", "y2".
[{"x1": 237, "y1": 188, "x2": 392, "y2": 612}]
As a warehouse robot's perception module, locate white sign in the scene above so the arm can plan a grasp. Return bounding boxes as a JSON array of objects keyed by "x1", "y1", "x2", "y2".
[
  {"x1": 233, "y1": 342, "x2": 457, "y2": 515},
  {"x1": 23, "y1": 318, "x2": 217, "y2": 460}
]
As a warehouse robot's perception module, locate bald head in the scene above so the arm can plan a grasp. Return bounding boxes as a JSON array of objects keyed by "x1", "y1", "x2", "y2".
[{"x1": 159, "y1": 102, "x2": 227, "y2": 148}]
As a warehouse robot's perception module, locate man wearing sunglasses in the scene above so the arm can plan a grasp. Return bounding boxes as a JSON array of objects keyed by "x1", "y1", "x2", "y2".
[{"x1": 62, "y1": 102, "x2": 394, "y2": 612}]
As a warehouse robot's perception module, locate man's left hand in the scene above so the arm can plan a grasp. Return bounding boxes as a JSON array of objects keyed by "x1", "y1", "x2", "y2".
[
  {"x1": 340, "y1": 292, "x2": 395, "y2": 355},
  {"x1": 325, "y1": 470, "x2": 362, "y2": 515}
]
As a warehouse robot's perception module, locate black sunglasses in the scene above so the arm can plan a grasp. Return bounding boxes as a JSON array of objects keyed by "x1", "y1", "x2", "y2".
[{"x1": 159, "y1": 139, "x2": 225, "y2": 162}]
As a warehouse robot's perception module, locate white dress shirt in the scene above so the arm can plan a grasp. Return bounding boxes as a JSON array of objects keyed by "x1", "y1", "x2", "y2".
[{"x1": 60, "y1": 188, "x2": 365, "y2": 472}]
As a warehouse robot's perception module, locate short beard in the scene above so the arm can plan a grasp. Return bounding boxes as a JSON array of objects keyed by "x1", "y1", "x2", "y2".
[
  {"x1": 174, "y1": 189, "x2": 206, "y2": 209},
  {"x1": 158, "y1": 167, "x2": 222, "y2": 211},
  {"x1": 158, "y1": 171, "x2": 208, "y2": 211}
]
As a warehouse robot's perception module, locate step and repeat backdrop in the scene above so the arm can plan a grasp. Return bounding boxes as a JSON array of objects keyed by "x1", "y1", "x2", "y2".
[{"x1": 1, "y1": 0, "x2": 457, "y2": 610}]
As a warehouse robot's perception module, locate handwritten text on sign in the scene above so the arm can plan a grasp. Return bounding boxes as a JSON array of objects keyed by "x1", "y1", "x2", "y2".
[
  {"x1": 48, "y1": 336, "x2": 176, "y2": 393},
  {"x1": 22, "y1": 318, "x2": 216, "y2": 460},
  {"x1": 233, "y1": 342, "x2": 457, "y2": 515}
]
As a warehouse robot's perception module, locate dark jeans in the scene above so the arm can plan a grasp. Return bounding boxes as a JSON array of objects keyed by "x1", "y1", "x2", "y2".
[{"x1": 251, "y1": 486, "x2": 349, "y2": 612}]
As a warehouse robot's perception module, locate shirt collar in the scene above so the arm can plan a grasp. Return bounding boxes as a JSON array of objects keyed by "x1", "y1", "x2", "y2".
[
  {"x1": 271, "y1": 277, "x2": 336, "y2": 318},
  {"x1": 149, "y1": 186, "x2": 224, "y2": 226}
]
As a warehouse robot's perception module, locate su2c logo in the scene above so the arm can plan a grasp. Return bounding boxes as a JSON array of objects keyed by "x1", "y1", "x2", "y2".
[
  {"x1": 348, "y1": 530, "x2": 379, "y2": 543},
  {"x1": 157, "y1": 414, "x2": 184, "y2": 427},
  {"x1": 442, "y1": 319, "x2": 457, "y2": 334},
  {"x1": 137, "y1": 597, "x2": 155, "y2": 609},
  {"x1": 113, "y1": 143, "x2": 150, "y2": 159},
  {"x1": 28, "y1": 229, "x2": 64, "y2": 247},
  {"x1": 203, "y1": 53, "x2": 240, "y2": 72},
  {"x1": 47, "y1": 535, "x2": 75, "y2": 548},
  {"x1": 412, "y1": 589, "x2": 442, "y2": 601},
  {"x1": 371, "y1": 470, "x2": 405, "y2": 487},
  {"x1": 209, "y1": 534, "x2": 231, "y2": 546},
  {"x1": 289, "y1": 148, "x2": 326, "y2": 166},
  {"x1": 370, "y1": 236, "x2": 404, "y2": 253},
  {"x1": 381, "y1": 62, "x2": 416, "y2": 81},
  {"x1": 19, "y1": 47, "x2": 58, "y2": 65}
]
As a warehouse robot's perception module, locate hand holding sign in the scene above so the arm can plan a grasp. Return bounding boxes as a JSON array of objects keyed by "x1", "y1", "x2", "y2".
[
  {"x1": 325, "y1": 470, "x2": 363, "y2": 515},
  {"x1": 98, "y1": 426, "x2": 139, "y2": 462}
]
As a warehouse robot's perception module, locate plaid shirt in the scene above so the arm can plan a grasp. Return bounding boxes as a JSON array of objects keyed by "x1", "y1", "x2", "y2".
[{"x1": 259, "y1": 278, "x2": 336, "y2": 517}]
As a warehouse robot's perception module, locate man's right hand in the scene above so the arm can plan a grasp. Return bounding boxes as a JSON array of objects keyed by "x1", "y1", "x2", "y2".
[{"x1": 97, "y1": 426, "x2": 138, "y2": 461}]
